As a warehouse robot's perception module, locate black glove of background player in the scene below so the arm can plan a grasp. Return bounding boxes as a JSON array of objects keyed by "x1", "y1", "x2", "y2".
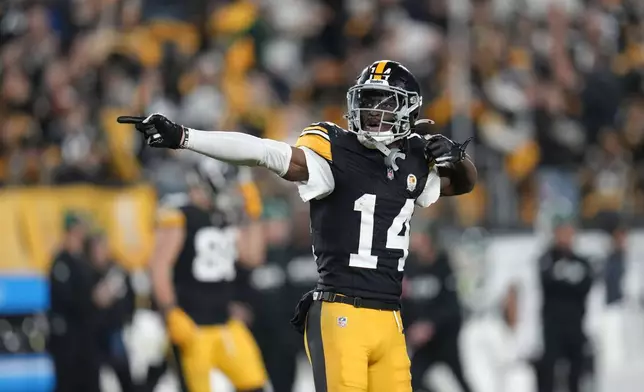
[
  {"x1": 117, "y1": 114, "x2": 185, "y2": 149},
  {"x1": 424, "y1": 134, "x2": 472, "y2": 164}
]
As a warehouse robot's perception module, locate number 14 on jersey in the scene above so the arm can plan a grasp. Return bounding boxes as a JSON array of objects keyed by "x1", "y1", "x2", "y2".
[{"x1": 350, "y1": 194, "x2": 415, "y2": 272}]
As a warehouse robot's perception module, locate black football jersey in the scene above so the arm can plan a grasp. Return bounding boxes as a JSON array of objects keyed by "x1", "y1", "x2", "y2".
[
  {"x1": 295, "y1": 122, "x2": 435, "y2": 304},
  {"x1": 157, "y1": 205, "x2": 238, "y2": 325}
]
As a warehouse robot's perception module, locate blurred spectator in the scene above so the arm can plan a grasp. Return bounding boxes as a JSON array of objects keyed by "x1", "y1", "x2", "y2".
[
  {"x1": 47, "y1": 212, "x2": 100, "y2": 392},
  {"x1": 86, "y1": 232, "x2": 136, "y2": 392},
  {"x1": 603, "y1": 220, "x2": 628, "y2": 306},
  {"x1": 534, "y1": 218, "x2": 594, "y2": 392},
  {"x1": 581, "y1": 128, "x2": 632, "y2": 219},
  {"x1": 402, "y1": 225, "x2": 473, "y2": 392},
  {"x1": 463, "y1": 284, "x2": 537, "y2": 392},
  {"x1": 596, "y1": 215, "x2": 633, "y2": 378}
]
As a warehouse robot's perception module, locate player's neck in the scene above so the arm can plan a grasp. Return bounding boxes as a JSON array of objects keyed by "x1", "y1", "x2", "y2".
[{"x1": 387, "y1": 138, "x2": 405, "y2": 150}]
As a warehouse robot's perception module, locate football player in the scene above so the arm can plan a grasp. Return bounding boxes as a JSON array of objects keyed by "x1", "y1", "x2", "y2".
[
  {"x1": 149, "y1": 159, "x2": 268, "y2": 392},
  {"x1": 119, "y1": 60, "x2": 477, "y2": 392}
]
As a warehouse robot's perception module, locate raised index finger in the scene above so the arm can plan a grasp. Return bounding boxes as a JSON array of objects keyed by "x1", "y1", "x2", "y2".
[{"x1": 117, "y1": 116, "x2": 146, "y2": 124}]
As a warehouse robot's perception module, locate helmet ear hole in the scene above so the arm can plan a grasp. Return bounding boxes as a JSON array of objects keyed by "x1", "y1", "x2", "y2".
[{"x1": 410, "y1": 108, "x2": 420, "y2": 124}]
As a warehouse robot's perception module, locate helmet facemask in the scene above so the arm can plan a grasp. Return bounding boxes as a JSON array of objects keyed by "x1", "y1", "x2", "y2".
[{"x1": 346, "y1": 84, "x2": 421, "y2": 148}]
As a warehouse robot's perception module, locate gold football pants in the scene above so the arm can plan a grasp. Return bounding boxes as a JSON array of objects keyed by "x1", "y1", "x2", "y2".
[
  {"x1": 305, "y1": 301, "x2": 412, "y2": 392},
  {"x1": 173, "y1": 319, "x2": 267, "y2": 392}
]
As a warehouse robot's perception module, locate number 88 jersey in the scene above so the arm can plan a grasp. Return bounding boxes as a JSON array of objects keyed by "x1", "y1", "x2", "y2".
[
  {"x1": 157, "y1": 205, "x2": 238, "y2": 325},
  {"x1": 294, "y1": 122, "x2": 442, "y2": 304}
]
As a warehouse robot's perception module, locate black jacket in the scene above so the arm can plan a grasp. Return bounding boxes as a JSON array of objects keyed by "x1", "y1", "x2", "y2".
[
  {"x1": 539, "y1": 246, "x2": 593, "y2": 330},
  {"x1": 402, "y1": 252, "x2": 463, "y2": 335},
  {"x1": 48, "y1": 249, "x2": 99, "y2": 349}
]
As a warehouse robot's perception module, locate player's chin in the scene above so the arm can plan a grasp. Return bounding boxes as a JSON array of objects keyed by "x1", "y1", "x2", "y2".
[{"x1": 364, "y1": 124, "x2": 394, "y2": 134}]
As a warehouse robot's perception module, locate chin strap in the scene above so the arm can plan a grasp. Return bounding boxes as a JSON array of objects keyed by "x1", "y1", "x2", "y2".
[{"x1": 362, "y1": 133, "x2": 406, "y2": 172}]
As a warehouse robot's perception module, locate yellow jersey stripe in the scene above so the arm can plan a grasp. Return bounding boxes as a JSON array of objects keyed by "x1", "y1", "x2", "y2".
[
  {"x1": 295, "y1": 134, "x2": 332, "y2": 161},
  {"x1": 301, "y1": 129, "x2": 330, "y2": 141},
  {"x1": 372, "y1": 60, "x2": 388, "y2": 80},
  {"x1": 302, "y1": 125, "x2": 329, "y2": 134}
]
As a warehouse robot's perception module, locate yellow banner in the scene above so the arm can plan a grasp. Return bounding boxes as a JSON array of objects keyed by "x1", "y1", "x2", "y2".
[{"x1": 0, "y1": 185, "x2": 157, "y2": 273}]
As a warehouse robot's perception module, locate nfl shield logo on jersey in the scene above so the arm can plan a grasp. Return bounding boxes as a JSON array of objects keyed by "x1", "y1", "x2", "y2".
[
  {"x1": 387, "y1": 167, "x2": 395, "y2": 180},
  {"x1": 406, "y1": 174, "x2": 417, "y2": 192},
  {"x1": 337, "y1": 316, "x2": 348, "y2": 328}
]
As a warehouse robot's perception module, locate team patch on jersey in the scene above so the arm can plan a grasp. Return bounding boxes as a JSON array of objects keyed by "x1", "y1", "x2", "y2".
[
  {"x1": 387, "y1": 167, "x2": 395, "y2": 180},
  {"x1": 406, "y1": 174, "x2": 417, "y2": 192},
  {"x1": 337, "y1": 316, "x2": 348, "y2": 328}
]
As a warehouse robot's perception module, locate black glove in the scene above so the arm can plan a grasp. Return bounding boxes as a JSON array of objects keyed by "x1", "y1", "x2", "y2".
[
  {"x1": 424, "y1": 134, "x2": 472, "y2": 164},
  {"x1": 116, "y1": 114, "x2": 186, "y2": 149}
]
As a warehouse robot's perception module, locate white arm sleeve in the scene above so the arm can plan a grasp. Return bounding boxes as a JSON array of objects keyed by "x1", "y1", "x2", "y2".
[
  {"x1": 415, "y1": 166, "x2": 441, "y2": 208},
  {"x1": 185, "y1": 129, "x2": 292, "y2": 177},
  {"x1": 296, "y1": 147, "x2": 335, "y2": 202}
]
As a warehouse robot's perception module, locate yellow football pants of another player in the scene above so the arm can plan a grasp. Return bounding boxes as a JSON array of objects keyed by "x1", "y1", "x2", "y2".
[
  {"x1": 305, "y1": 301, "x2": 412, "y2": 392},
  {"x1": 173, "y1": 319, "x2": 267, "y2": 392}
]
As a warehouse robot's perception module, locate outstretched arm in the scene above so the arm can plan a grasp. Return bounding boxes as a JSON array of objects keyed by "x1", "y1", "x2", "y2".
[
  {"x1": 183, "y1": 129, "x2": 310, "y2": 182},
  {"x1": 117, "y1": 114, "x2": 311, "y2": 182}
]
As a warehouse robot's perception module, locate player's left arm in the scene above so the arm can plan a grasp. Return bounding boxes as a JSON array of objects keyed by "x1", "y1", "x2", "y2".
[
  {"x1": 424, "y1": 134, "x2": 477, "y2": 196},
  {"x1": 416, "y1": 138, "x2": 477, "y2": 207},
  {"x1": 437, "y1": 157, "x2": 477, "y2": 196}
]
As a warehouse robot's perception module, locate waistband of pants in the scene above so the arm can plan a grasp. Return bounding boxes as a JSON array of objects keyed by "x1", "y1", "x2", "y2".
[{"x1": 313, "y1": 291, "x2": 400, "y2": 311}]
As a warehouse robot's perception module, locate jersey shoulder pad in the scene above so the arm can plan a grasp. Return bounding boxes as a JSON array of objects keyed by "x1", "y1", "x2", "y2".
[
  {"x1": 156, "y1": 207, "x2": 186, "y2": 229},
  {"x1": 294, "y1": 122, "x2": 341, "y2": 161},
  {"x1": 407, "y1": 133, "x2": 428, "y2": 150}
]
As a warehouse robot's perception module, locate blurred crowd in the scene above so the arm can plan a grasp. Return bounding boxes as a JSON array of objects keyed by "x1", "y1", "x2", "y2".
[
  {"x1": 2, "y1": 0, "x2": 644, "y2": 392},
  {"x1": 1, "y1": 0, "x2": 644, "y2": 229}
]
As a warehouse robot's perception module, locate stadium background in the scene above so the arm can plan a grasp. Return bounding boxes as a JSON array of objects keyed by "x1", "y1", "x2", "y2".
[{"x1": 1, "y1": 0, "x2": 644, "y2": 391}]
